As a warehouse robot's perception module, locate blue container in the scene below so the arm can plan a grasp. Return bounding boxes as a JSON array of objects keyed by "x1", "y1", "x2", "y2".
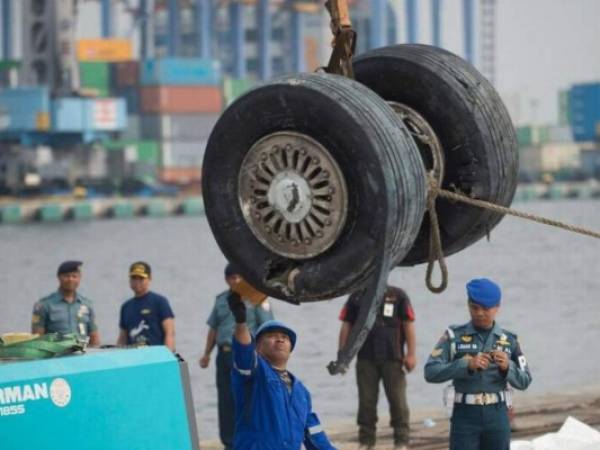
[
  {"x1": 140, "y1": 58, "x2": 222, "y2": 86},
  {"x1": 52, "y1": 98, "x2": 127, "y2": 132},
  {"x1": 113, "y1": 87, "x2": 140, "y2": 114},
  {"x1": 51, "y1": 98, "x2": 86, "y2": 131},
  {"x1": 0, "y1": 347, "x2": 198, "y2": 450},
  {"x1": 0, "y1": 87, "x2": 50, "y2": 131},
  {"x1": 568, "y1": 82, "x2": 600, "y2": 142}
]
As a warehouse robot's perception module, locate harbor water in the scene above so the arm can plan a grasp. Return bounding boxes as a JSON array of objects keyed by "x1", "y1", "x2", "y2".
[{"x1": 0, "y1": 200, "x2": 598, "y2": 440}]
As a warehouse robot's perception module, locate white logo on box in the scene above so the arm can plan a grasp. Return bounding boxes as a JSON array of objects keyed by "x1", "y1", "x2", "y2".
[{"x1": 50, "y1": 378, "x2": 71, "y2": 407}]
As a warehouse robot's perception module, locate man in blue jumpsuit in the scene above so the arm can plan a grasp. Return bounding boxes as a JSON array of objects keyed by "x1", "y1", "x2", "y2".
[
  {"x1": 424, "y1": 278, "x2": 532, "y2": 450},
  {"x1": 228, "y1": 293, "x2": 337, "y2": 450},
  {"x1": 199, "y1": 264, "x2": 274, "y2": 450}
]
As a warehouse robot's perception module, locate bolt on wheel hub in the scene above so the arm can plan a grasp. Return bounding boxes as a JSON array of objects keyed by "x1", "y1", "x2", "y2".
[{"x1": 239, "y1": 131, "x2": 348, "y2": 259}]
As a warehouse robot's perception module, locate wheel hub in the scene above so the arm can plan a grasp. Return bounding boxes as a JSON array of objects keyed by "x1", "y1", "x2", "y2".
[
  {"x1": 389, "y1": 102, "x2": 445, "y2": 187},
  {"x1": 238, "y1": 132, "x2": 348, "y2": 259}
]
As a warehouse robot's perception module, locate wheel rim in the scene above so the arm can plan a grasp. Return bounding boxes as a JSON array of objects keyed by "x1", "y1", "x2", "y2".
[
  {"x1": 388, "y1": 102, "x2": 445, "y2": 187},
  {"x1": 238, "y1": 131, "x2": 349, "y2": 259}
]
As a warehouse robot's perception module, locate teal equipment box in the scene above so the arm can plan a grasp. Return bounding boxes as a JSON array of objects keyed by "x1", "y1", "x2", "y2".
[{"x1": 0, "y1": 346, "x2": 199, "y2": 450}]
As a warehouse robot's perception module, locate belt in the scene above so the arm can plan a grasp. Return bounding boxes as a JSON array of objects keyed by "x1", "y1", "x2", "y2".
[
  {"x1": 219, "y1": 344, "x2": 232, "y2": 353},
  {"x1": 454, "y1": 392, "x2": 505, "y2": 405}
]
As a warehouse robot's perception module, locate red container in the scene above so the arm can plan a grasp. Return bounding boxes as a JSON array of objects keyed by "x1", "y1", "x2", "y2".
[
  {"x1": 140, "y1": 86, "x2": 222, "y2": 113},
  {"x1": 159, "y1": 167, "x2": 202, "y2": 185},
  {"x1": 113, "y1": 61, "x2": 139, "y2": 87}
]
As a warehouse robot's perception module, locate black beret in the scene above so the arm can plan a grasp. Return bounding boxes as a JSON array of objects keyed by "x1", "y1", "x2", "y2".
[
  {"x1": 224, "y1": 262, "x2": 241, "y2": 278},
  {"x1": 57, "y1": 261, "x2": 82, "y2": 275}
]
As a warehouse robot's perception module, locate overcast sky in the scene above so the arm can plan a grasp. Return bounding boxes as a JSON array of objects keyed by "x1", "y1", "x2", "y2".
[{"x1": 4, "y1": 0, "x2": 600, "y2": 125}]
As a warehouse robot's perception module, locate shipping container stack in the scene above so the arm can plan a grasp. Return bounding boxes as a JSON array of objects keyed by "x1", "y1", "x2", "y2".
[
  {"x1": 56, "y1": 39, "x2": 131, "y2": 138},
  {"x1": 568, "y1": 82, "x2": 600, "y2": 143},
  {"x1": 138, "y1": 58, "x2": 223, "y2": 186}
]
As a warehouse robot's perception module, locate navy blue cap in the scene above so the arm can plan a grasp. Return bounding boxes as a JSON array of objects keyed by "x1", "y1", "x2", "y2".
[
  {"x1": 224, "y1": 262, "x2": 241, "y2": 278},
  {"x1": 467, "y1": 278, "x2": 501, "y2": 308},
  {"x1": 57, "y1": 261, "x2": 82, "y2": 275},
  {"x1": 255, "y1": 320, "x2": 297, "y2": 351}
]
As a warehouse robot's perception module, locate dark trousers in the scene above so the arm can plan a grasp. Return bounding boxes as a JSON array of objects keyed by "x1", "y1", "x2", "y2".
[
  {"x1": 450, "y1": 403, "x2": 511, "y2": 450},
  {"x1": 356, "y1": 358, "x2": 410, "y2": 446},
  {"x1": 216, "y1": 348, "x2": 234, "y2": 450}
]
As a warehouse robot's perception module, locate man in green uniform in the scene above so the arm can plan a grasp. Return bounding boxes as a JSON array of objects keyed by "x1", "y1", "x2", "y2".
[
  {"x1": 424, "y1": 278, "x2": 531, "y2": 450},
  {"x1": 31, "y1": 261, "x2": 100, "y2": 346},
  {"x1": 199, "y1": 263, "x2": 274, "y2": 450}
]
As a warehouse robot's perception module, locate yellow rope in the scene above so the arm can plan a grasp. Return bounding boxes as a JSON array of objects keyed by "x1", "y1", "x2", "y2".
[{"x1": 425, "y1": 173, "x2": 600, "y2": 293}]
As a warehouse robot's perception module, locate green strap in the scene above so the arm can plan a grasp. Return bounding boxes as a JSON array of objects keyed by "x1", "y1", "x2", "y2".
[{"x1": 0, "y1": 333, "x2": 84, "y2": 361}]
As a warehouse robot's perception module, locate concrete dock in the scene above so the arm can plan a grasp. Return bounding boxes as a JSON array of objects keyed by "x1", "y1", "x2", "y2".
[
  {"x1": 198, "y1": 386, "x2": 600, "y2": 450},
  {"x1": 0, "y1": 195, "x2": 204, "y2": 224}
]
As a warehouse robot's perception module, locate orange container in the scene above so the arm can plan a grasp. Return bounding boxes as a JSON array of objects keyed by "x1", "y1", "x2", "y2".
[
  {"x1": 77, "y1": 39, "x2": 133, "y2": 62},
  {"x1": 140, "y1": 86, "x2": 223, "y2": 114},
  {"x1": 159, "y1": 167, "x2": 202, "y2": 185}
]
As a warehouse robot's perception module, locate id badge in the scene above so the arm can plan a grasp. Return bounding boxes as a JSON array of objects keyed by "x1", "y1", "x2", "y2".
[{"x1": 383, "y1": 303, "x2": 394, "y2": 317}]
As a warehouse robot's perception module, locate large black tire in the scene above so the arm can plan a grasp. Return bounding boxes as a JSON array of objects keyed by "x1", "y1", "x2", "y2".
[
  {"x1": 353, "y1": 44, "x2": 518, "y2": 265},
  {"x1": 202, "y1": 73, "x2": 426, "y2": 302}
]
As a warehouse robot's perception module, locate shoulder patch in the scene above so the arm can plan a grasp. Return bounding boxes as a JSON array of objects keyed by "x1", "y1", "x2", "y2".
[
  {"x1": 430, "y1": 348, "x2": 443, "y2": 357},
  {"x1": 501, "y1": 328, "x2": 518, "y2": 339},
  {"x1": 436, "y1": 332, "x2": 449, "y2": 345}
]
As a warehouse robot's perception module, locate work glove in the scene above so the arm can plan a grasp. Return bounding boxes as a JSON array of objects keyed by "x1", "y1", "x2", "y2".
[{"x1": 227, "y1": 291, "x2": 246, "y2": 323}]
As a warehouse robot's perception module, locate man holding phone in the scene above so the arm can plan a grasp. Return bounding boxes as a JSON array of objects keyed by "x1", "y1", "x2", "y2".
[{"x1": 424, "y1": 278, "x2": 532, "y2": 450}]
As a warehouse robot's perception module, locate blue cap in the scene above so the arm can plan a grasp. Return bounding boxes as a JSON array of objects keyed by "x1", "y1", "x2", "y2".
[
  {"x1": 466, "y1": 278, "x2": 501, "y2": 308},
  {"x1": 255, "y1": 320, "x2": 297, "y2": 351}
]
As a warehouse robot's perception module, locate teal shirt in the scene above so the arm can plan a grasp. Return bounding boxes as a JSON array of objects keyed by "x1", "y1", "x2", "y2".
[
  {"x1": 32, "y1": 291, "x2": 98, "y2": 339},
  {"x1": 424, "y1": 321, "x2": 532, "y2": 393},
  {"x1": 207, "y1": 291, "x2": 274, "y2": 346}
]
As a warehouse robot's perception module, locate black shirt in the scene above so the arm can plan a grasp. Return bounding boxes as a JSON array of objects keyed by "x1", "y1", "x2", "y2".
[{"x1": 341, "y1": 286, "x2": 415, "y2": 361}]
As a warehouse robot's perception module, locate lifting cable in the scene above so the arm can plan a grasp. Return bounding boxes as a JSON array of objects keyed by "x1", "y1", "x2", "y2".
[{"x1": 425, "y1": 172, "x2": 600, "y2": 294}]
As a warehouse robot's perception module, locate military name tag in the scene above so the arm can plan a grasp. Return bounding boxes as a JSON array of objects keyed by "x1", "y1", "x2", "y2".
[
  {"x1": 457, "y1": 343, "x2": 478, "y2": 351},
  {"x1": 383, "y1": 303, "x2": 394, "y2": 317}
]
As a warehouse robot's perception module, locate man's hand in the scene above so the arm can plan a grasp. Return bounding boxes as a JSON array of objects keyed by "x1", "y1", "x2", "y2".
[
  {"x1": 468, "y1": 352, "x2": 492, "y2": 371},
  {"x1": 491, "y1": 350, "x2": 510, "y2": 371},
  {"x1": 199, "y1": 354, "x2": 210, "y2": 368},
  {"x1": 404, "y1": 354, "x2": 417, "y2": 372},
  {"x1": 227, "y1": 291, "x2": 246, "y2": 323}
]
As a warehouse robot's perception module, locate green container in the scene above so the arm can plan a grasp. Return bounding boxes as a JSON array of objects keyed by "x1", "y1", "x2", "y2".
[
  {"x1": 38, "y1": 204, "x2": 63, "y2": 222},
  {"x1": 558, "y1": 90, "x2": 571, "y2": 126},
  {"x1": 0, "y1": 60, "x2": 20, "y2": 72},
  {"x1": 79, "y1": 62, "x2": 111, "y2": 96},
  {"x1": 144, "y1": 200, "x2": 168, "y2": 217},
  {"x1": 223, "y1": 77, "x2": 255, "y2": 105},
  {"x1": 136, "y1": 140, "x2": 160, "y2": 163},
  {"x1": 104, "y1": 139, "x2": 160, "y2": 164},
  {"x1": 71, "y1": 202, "x2": 94, "y2": 220},
  {"x1": 180, "y1": 197, "x2": 204, "y2": 216},
  {"x1": 0, "y1": 204, "x2": 22, "y2": 224},
  {"x1": 516, "y1": 126, "x2": 533, "y2": 147},
  {"x1": 110, "y1": 202, "x2": 135, "y2": 218}
]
